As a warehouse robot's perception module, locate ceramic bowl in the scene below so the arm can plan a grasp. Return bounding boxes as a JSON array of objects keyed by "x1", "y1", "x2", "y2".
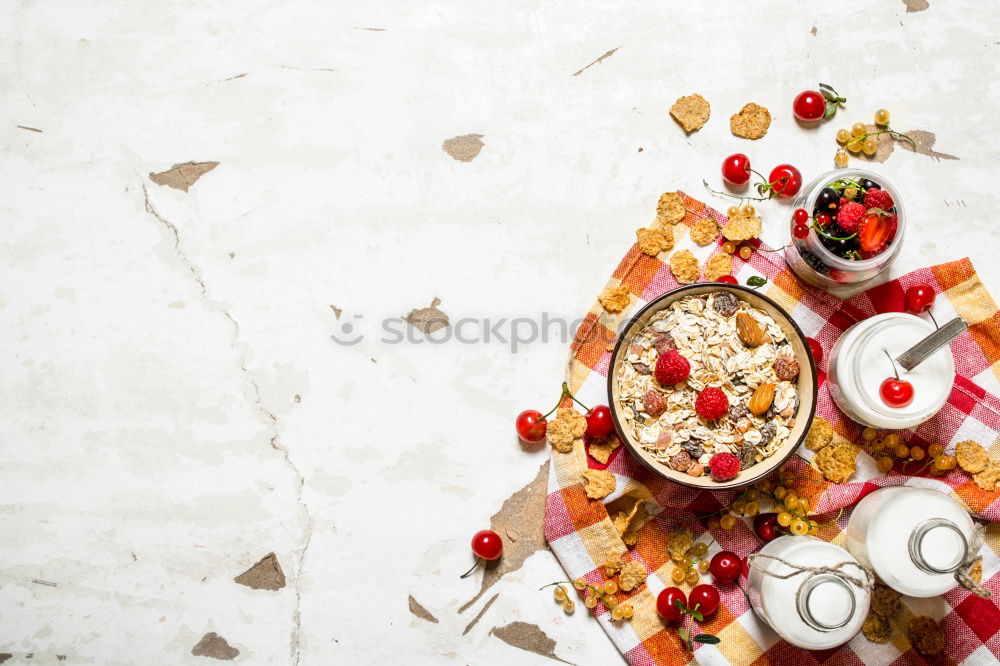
[{"x1": 607, "y1": 283, "x2": 818, "y2": 490}]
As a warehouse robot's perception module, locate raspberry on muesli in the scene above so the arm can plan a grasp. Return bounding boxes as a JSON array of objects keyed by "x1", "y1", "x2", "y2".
[{"x1": 616, "y1": 292, "x2": 801, "y2": 481}]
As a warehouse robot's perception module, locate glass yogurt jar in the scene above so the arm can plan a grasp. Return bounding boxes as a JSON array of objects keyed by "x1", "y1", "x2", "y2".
[
  {"x1": 784, "y1": 168, "x2": 905, "y2": 292},
  {"x1": 827, "y1": 313, "x2": 954, "y2": 429},
  {"x1": 747, "y1": 536, "x2": 871, "y2": 650},
  {"x1": 847, "y1": 487, "x2": 977, "y2": 597}
]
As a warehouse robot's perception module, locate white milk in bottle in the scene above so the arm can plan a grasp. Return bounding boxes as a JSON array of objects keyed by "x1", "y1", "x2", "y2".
[
  {"x1": 747, "y1": 536, "x2": 872, "y2": 649},
  {"x1": 846, "y1": 486, "x2": 976, "y2": 597}
]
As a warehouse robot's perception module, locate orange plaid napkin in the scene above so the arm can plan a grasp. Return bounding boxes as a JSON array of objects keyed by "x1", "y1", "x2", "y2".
[{"x1": 544, "y1": 192, "x2": 1000, "y2": 665}]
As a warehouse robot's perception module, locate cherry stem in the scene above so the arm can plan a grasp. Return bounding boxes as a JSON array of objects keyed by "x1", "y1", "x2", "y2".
[
  {"x1": 459, "y1": 557, "x2": 482, "y2": 579},
  {"x1": 928, "y1": 310, "x2": 939, "y2": 329},
  {"x1": 703, "y1": 180, "x2": 772, "y2": 202},
  {"x1": 883, "y1": 349, "x2": 900, "y2": 381},
  {"x1": 538, "y1": 581, "x2": 572, "y2": 591},
  {"x1": 542, "y1": 382, "x2": 590, "y2": 419}
]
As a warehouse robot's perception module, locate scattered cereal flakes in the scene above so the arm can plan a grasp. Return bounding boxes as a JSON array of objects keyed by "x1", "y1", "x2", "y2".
[
  {"x1": 804, "y1": 417, "x2": 834, "y2": 452},
  {"x1": 722, "y1": 211, "x2": 762, "y2": 241},
  {"x1": 704, "y1": 253, "x2": 733, "y2": 282},
  {"x1": 583, "y1": 469, "x2": 616, "y2": 499},
  {"x1": 970, "y1": 558, "x2": 983, "y2": 583},
  {"x1": 669, "y1": 94, "x2": 711, "y2": 133},
  {"x1": 547, "y1": 407, "x2": 587, "y2": 453},
  {"x1": 669, "y1": 250, "x2": 700, "y2": 285},
  {"x1": 656, "y1": 192, "x2": 686, "y2": 225},
  {"x1": 619, "y1": 560, "x2": 647, "y2": 592},
  {"x1": 730, "y1": 102, "x2": 771, "y2": 139},
  {"x1": 814, "y1": 440, "x2": 857, "y2": 484},
  {"x1": 589, "y1": 434, "x2": 621, "y2": 464},
  {"x1": 689, "y1": 216, "x2": 719, "y2": 246},
  {"x1": 908, "y1": 616, "x2": 945, "y2": 656},
  {"x1": 973, "y1": 462, "x2": 1000, "y2": 491},
  {"x1": 862, "y1": 612, "x2": 892, "y2": 643},
  {"x1": 871, "y1": 585, "x2": 901, "y2": 618},
  {"x1": 956, "y1": 439, "x2": 989, "y2": 474},
  {"x1": 599, "y1": 284, "x2": 632, "y2": 313},
  {"x1": 604, "y1": 550, "x2": 624, "y2": 576},
  {"x1": 667, "y1": 526, "x2": 694, "y2": 563},
  {"x1": 636, "y1": 226, "x2": 673, "y2": 256},
  {"x1": 613, "y1": 500, "x2": 651, "y2": 546}
]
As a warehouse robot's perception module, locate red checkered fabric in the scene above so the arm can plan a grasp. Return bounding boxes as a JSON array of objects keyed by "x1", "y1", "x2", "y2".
[{"x1": 544, "y1": 192, "x2": 1000, "y2": 665}]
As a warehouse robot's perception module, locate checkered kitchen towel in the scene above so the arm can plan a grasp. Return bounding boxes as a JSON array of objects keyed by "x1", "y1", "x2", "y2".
[{"x1": 544, "y1": 192, "x2": 1000, "y2": 665}]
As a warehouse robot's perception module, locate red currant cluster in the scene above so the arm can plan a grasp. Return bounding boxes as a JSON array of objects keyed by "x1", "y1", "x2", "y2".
[
  {"x1": 833, "y1": 109, "x2": 915, "y2": 168},
  {"x1": 861, "y1": 429, "x2": 957, "y2": 477},
  {"x1": 515, "y1": 383, "x2": 613, "y2": 443}
]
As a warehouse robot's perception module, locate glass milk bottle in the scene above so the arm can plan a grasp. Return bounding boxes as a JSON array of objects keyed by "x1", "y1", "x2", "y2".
[
  {"x1": 747, "y1": 536, "x2": 871, "y2": 650},
  {"x1": 827, "y1": 313, "x2": 954, "y2": 429},
  {"x1": 846, "y1": 486, "x2": 976, "y2": 597}
]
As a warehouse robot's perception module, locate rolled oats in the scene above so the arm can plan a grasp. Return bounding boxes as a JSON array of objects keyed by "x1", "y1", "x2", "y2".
[{"x1": 614, "y1": 293, "x2": 800, "y2": 479}]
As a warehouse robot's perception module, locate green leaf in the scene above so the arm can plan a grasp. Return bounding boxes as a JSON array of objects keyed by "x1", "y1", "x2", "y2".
[
  {"x1": 747, "y1": 276, "x2": 767, "y2": 288},
  {"x1": 691, "y1": 610, "x2": 704, "y2": 622},
  {"x1": 678, "y1": 628, "x2": 690, "y2": 643},
  {"x1": 824, "y1": 101, "x2": 839, "y2": 120},
  {"x1": 818, "y1": 82, "x2": 834, "y2": 92},
  {"x1": 694, "y1": 634, "x2": 721, "y2": 645},
  {"x1": 674, "y1": 599, "x2": 685, "y2": 610}
]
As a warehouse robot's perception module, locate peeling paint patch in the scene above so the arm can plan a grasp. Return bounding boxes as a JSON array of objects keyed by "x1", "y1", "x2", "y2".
[
  {"x1": 357, "y1": 27, "x2": 387, "y2": 31},
  {"x1": 442, "y1": 134, "x2": 484, "y2": 162},
  {"x1": 857, "y1": 126, "x2": 957, "y2": 163},
  {"x1": 191, "y1": 633, "x2": 239, "y2": 660},
  {"x1": 149, "y1": 161, "x2": 219, "y2": 192},
  {"x1": 572, "y1": 47, "x2": 620, "y2": 76},
  {"x1": 234, "y1": 552, "x2": 286, "y2": 590},
  {"x1": 810, "y1": 25, "x2": 817, "y2": 35},
  {"x1": 462, "y1": 593, "x2": 499, "y2": 635},
  {"x1": 407, "y1": 594, "x2": 439, "y2": 623},
  {"x1": 17, "y1": 125, "x2": 42, "y2": 132},
  {"x1": 490, "y1": 622, "x2": 568, "y2": 663},
  {"x1": 903, "y1": 0, "x2": 929, "y2": 12},
  {"x1": 404, "y1": 297, "x2": 449, "y2": 334},
  {"x1": 0, "y1": 655, "x2": 11, "y2": 664},
  {"x1": 459, "y1": 461, "x2": 550, "y2": 613},
  {"x1": 330, "y1": 305, "x2": 342, "y2": 319}
]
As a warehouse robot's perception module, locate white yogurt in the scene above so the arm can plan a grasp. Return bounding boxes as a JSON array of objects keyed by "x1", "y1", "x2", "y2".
[
  {"x1": 747, "y1": 536, "x2": 871, "y2": 650},
  {"x1": 827, "y1": 313, "x2": 954, "y2": 428},
  {"x1": 846, "y1": 486, "x2": 974, "y2": 597}
]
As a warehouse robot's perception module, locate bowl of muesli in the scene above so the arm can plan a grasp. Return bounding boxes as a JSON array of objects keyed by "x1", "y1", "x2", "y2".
[{"x1": 608, "y1": 284, "x2": 817, "y2": 489}]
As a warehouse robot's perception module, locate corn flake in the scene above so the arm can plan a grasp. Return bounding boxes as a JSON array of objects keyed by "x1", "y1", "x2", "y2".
[
  {"x1": 804, "y1": 417, "x2": 834, "y2": 451},
  {"x1": 619, "y1": 560, "x2": 647, "y2": 592},
  {"x1": 689, "y1": 216, "x2": 719, "y2": 246},
  {"x1": 973, "y1": 461, "x2": 1000, "y2": 491},
  {"x1": 669, "y1": 250, "x2": 699, "y2": 284},
  {"x1": 704, "y1": 253, "x2": 733, "y2": 282},
  {"x1": 862, "y1": 613, "x2": 891, "y2": 643},
  {"x1": 656, "y1": 192, "x2": 686, "y2": 225},
  {"x1": 814, "y1": 440, "x2": 857, "y2": 484},
  {"x1": 599, "y1": 284, "x2": 632, "y2": 313},
  {"x1": 636, "y1": 226, "x2": 673, "y2": 256},
  {"x1": 667, "y1": 526, "x2": 694, "y2": 563},
  {"x1": 582, "y1": 469, "x2": 616, "y2": 499},
  {"x1": 956, "y1": 439, "x2": 989, "y2": 474},
  {"x1": 722, "y1": 211, "x2": 762, "y2": 241},
  {"x1": 669, "y1": 94, "x2": 711, "y2": 133},
  {"x1": 730, "y1": 102, "x2": 771, "y2": 139},
  {"x1": 547, "y1": 407, "x2": 587, "y2": 454},
  {"x1": 908, "y1": 616, "x2": 945, "y2": 656},
  {"x1": 588, "y1": 434, "x2": 621, "y2": 464},
  {"x1": 604, "y1": 550, "x2": 624, "y2": 576}
]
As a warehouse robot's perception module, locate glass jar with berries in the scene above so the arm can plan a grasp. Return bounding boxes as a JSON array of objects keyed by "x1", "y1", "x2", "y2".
[
  {"x1": 747, "y1": 535, "x2": 871, "y2": 649},
  {"x1": 846, "y1": 487, "x2": 978, "y2": 597},
  {"x1": 784, "y1": 169, "x2": 905, "y2": 293}
]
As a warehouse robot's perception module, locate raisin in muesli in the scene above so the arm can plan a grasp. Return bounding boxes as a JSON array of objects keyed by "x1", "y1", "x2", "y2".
[
  {"x1": 643, "y1": 390, "x2": 667, "y2": 417},
  {"x1": 712, "y1": 292, "x2": 740, "y2": 317},
  {"x1": 653, "y1": 332, "x2": 676, "y2": 354},
  {"x1": 773, "y1": 355, "x2": 801, "y2": 381},
  {"x1": 668, "y1": 450, "x2": 692, "y2": 472},
  {"x1": 759, "y1": 422, "x2": 777, "y2": 446}
]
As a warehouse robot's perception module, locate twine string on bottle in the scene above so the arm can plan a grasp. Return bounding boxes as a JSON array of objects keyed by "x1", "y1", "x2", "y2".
[
  {"x1": 955, "y1": 522, "x2": 991, "y2": 599},
  {"x1": 748, "y1": 552, "x2": 874, "y2": 632}
]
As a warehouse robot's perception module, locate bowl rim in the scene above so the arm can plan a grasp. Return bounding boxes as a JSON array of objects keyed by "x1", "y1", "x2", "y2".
[{"x1": 606, "y1": 283, "x2": 818, "y2": 490}]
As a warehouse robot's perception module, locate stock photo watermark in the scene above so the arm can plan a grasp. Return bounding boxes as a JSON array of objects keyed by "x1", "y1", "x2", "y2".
[{"x1": 330, "y1": 311, "x2": 628, "y2": 353}]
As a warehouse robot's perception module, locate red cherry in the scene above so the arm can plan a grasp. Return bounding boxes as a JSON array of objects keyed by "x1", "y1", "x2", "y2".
[
  {"x1": 516, "y1": 410, "x2": 547, "y2": 443},
  {"x1": 722, "y1": 154, "x2": 751, "y2": 186},
  {"x1": 880, "y1": 377, "x2": 914, "y2": 408},
  {"x1": 815, "y1": 213, "x2": 831, "y2": 228},
  {"x1": 688, "y1": 584, "x2": 720, "y2": 617},
  {"x1": 471, "y1": 529, "x2": 503, "y2": 560},
  {"x1": 806, "y1": 337, "x2": 823, "y2": 365},
  {"x1": 656, "y1": 586, "x2": 687, "y2": 623},
  {"x1": 768, "y1": 164, "x2": 802, "y2": 198},
  {"x1": 585, "y1": 405, "x2": 614, "y2": 438},
  {"x1": 793, "y1": 208, "x2": 809, "y2": 225},
  {"x1": 715, "y1": 275, "x2": 738, "y2": 285},
  {"x1": 792, "y1": 90, "x2": 826, "y2": 122},
  {"x1": 793, "y1": 223, "x2": 809, "y2": 239},
  {"x1": 754, "y1": 513, "x2": 778, "y2": 543},
  {"x1": 904, "y1": 283, "x2": 936, "y2": 314},
  {"x1": 709, "y1": 551, "x2": 741, "y2": 584}
]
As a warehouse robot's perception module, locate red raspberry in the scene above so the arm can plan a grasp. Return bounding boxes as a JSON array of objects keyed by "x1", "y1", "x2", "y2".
[
  {"x1": 837, "y1": 202, "x2": 867, "y2": 233},
  {"x1": 654, "y1": 350, "x2": 690, "y2": 385},
  {"x1": 863, "y1": 188, "x2": 894, "y2": 212},
  {"x1": 709, "y1": 452, "x2": 741, "y2": 482},
  {"x1": 695, "y1": 387, "x2": 729, "y2": 420}
]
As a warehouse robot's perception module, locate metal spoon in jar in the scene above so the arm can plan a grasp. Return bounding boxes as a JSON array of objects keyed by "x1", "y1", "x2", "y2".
[{"x1": 894, "y1": 317, "x2": 968, "y2": 372}]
